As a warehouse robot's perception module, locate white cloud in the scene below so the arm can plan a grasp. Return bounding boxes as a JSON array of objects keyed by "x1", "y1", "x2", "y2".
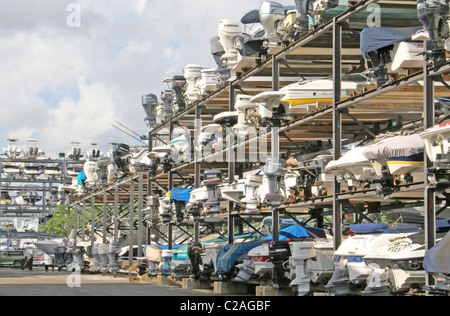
[{"x1": 0, "y1": 0, "x2": 293, "y2": 157}]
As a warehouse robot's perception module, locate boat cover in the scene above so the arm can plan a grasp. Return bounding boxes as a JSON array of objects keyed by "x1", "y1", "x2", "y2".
[
  {"x1": 349, "y1": 223, "x2": 423, "y2": 234},
  {"x1": 362, "y1": 134, "x2": 424, "y2": 161},
  {"x1": 360, "y1": 26, "x2": 423, "y2": 57},
  {"x1": 424, "y1": 231, "x2": 450, "y2": 274},
  {"x1": 216, "y1": 240, "x2": 266, "y2": 272},
  {"x1": 170, "y1": 187, "x2": 193, "y2": 202},
  {"x1": 77, "y1": 170, "x2": 87, "y2": 185},
  {"x1": 325, "y1": 146, "x2": 370, "y2": 170},
  {"x1": 216, "y1": 225, "x2": 327, "y2": 272}
]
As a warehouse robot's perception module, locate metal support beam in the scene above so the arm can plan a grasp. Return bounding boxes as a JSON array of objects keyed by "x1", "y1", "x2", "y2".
[
  {"x1": 102, "y1": 193, "x2": 107, "y2": 243},
  {"x1": 138, "y1": 173, "x2": 144, "y2": 256},
  {"x1": 424, "y1": 64, "x2": 436, "y2": 286},
  {"x1": 113, "y1": 186, "x2": 119, "y2": 243},
  {"x1": 128, "y1": 178, "x2": 135, "y2": 271},
  {"x1": 91, "y1": 195, "x2": 95, "y2": 247},
  {"x1": 333, "y1": 18, "x2": 343, "y2": 250}
]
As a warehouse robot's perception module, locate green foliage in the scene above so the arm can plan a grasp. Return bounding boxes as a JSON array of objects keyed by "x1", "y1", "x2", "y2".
[{"x1": 38, "y1": 205, "x2": 71, "y2": 237}]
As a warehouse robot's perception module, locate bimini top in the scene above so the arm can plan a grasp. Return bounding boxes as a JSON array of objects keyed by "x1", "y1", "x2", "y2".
[{"x1": 360, "y1": 26, "x2": 422, "y2": 57}]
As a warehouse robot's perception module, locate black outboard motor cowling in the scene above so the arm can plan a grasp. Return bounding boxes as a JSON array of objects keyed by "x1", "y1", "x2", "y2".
[
  {"x1": 172, "y1": 75, "x2": 187, "y2": 112},
  {"x1": 142, "y1": 94, "x2": 158, "y2": 128},
  {"x1": 417, "y1": 0, "x2": 449, "y2": 67},
  {"x1": 268, "y1": 241, "x2": 292, "y2": 290},
  {"x1": 113, "y1": 143, "x2": 131, "y2": 177},
  {"x1": 187, "y1": 242, "x2": 203, "y2": 280}
]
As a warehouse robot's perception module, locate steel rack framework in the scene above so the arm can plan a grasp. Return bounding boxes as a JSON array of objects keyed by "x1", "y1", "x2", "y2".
[{"x1": 67, "y1": 0, "x2": 449, "y2": 286}]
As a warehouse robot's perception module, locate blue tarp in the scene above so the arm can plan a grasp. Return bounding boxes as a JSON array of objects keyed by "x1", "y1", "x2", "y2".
[
  {"x1": 360, "y1": 26, "x2": 422, "y2": 57},
  {"x1": 216, "y1": 225, "x2": 327, "y2": 272},
  {"x1": 77, "y1": 170, "x2": 87, "y2": 185},
  {"x1": 216, "y1": 240, "x2": 266, "y2": 273},
  {"x1": 170, "y1": 187, "x2": 193, "y2": 202},
  {"x1": 263, "y1": 225, "x2": 326, "y2": 241}
]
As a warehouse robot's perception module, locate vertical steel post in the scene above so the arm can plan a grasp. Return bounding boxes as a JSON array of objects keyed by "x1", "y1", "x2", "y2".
[
  {"x1": 424, "y1": 65, "x2": 436, "y2": 286},
  {"x1": 333, "y1": 18, "x2": 343, "y2": 250},
  {"x1": 67, "y1": 206, "x2": 71, "y2": 239},
  {"x1": 102, "y1": 193, "x2": 107, "y2": 244},
  {"x1": 113, "y1": 186, "x2": 119, "y2": 243},
  {"x1": 82, "y1": 201, "x2": 86, "y2": 241},
  {"x1": 128, "y1": 178, "x2": 135, "y2": 270},
  {"x1": 271, "y1": 58, "x2": 281, "y2": 242},
  {"x1": 91, "y1": 195, "x2": 95, "y2": 248},
  {"x1": 138, "y1": 173, "x2": 144, "y2": 256},
  {"x1": 228, "y1": 84, "x2": 236, "y2": 244}
]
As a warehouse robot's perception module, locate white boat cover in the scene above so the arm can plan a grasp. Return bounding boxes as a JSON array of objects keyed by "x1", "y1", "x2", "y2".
[
  {"x1": 362, "y1": 134, "x2": 424, "y2": 160},
  {"x1": 424, "y1": 231, "x2": 450, "y2": 274},
  {"x1": 325, "y1": 146, "x2": 370, "y2": 171}
]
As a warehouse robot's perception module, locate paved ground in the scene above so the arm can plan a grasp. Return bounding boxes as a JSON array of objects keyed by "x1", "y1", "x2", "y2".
[{"x1": 0, "y1": 267, "x2": 220, "y2": 296}]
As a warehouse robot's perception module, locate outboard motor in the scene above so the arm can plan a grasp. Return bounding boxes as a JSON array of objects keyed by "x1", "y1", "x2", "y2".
[
  {"x1": 112, "y1": 143, "x2": 131, "y2": 179},
  {"x1": 260, "y1": 1, "x2": 286, "y2": 49},
  {"x1": 107, "y1": 243, "x2": 121, "y2": 275},
  {"x1": 67, "y1": 246, "x2": 85, "y2": 272},
  {"x1": 159, "y1": 197, "x2": 173, "y2": 224},
  {"x1": 186, "y1": 202, "x2": 203, "y2": 221},
  {"x1": 91, "y1": 244, "x2": 101, "y2": 272},
  {"x1": 210, "y1": 36, "x2": 231, "y2": 82},
  {"x1": 160, "y1": 249, "x2": 173, "y2": 277},
  {"x1": 171, "y1": 75, "x2": 187, "y2": 112},
  {"x1": 294, "y1": 0, "x2": 313, "y2": 36},
  {"x1": 142, "y1": 94, "x2": 159, "y2": 128},
  {"x1": 54, "y1": 246, "x2": 67, "y2": 270},
  {"x1": 269, "y1": 241, "x2": 292, "y2": 290},
  {"x1": 187, "y1": 242, "x2": 203, "y2": 280},
  {"x1": 241, "y1": 174, "x2": 263, "y2": 212},
  {"x1": 203, "y1": 170, "x2": 223, "y2": 215},
  {"x1": 159, "y1": 89, "x2": 174, "y2": 120},
  {"x1": 264, "y1": 158, "x2": 287, "y2": 207},
  {"x1": 417, "y1": 0, "x2": 449, "y2": 67},
  {"x1": 234, "y1": 94, "x2": 258, "y2": 133},
  {"x1": 184, "y1": 64, "x2": 203, "y2": 104},
  {"x1": 98, "y1": 243, "x2": 109, "y2": 274}
]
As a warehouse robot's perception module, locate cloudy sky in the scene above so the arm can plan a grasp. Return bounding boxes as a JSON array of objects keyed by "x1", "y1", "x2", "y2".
[{"x1": 0, "y1": 0, "x2": 294, "y2": 158}]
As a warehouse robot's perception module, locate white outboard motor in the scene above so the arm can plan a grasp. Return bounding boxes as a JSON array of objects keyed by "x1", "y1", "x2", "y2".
[
  {"x1": 159, "y1": 89, "x2": 174, "y2": 121},
  {"x1": 259, "y1": 1, "x2": 286, "y2": 50},
  {"x1": 159, "y1": 197, "x2": 172, "y2": 224},
  {"x1": 233, "y1": 259, "x2": 255, "y2": 282},
  {"x1": 218, "y1": 19, "x2": 243, "y2": 70},
  {"x1": 107, "y1": 243, "x2": 121, "y2": 274},
  {"x1": 417, "y1": 0, "x2": 449, "y2": 67},
  {"x1": 250, "y1": 91, "x2": 290, "y2": 127},
  {"x1": 263, "y1": 158, "x2": 287, "y2": 207},
  {"x1": 184, "y1": 64, "x2": 203, "y2": 104},
  {"x1": 83, "y1": 161, "x2": 98, "y2": 187},
  {"x1": 142, "y1": 94, "x2": 159, "y2": 128},
  {"x1": 203, "y1": 170, "x2": 223, "y2": 215},
  {"x1": 91, "y1": 244, "x2": 101, "y2": 272},
  {"x1": 241, "y1": 174, "x2": 263, "y2": 212},
  {"x1": 67, "y1": 246, "x2": 86, "y2": 272},
  {"x1": 234, "y1": 94, "x2": 258, "y2": 134},
  {"x1": 98, "y1": 243, "x2": 109, "y2": 274},
  {"x1": 288, "y1": 240, "x2": 316, "y2": 296}
]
